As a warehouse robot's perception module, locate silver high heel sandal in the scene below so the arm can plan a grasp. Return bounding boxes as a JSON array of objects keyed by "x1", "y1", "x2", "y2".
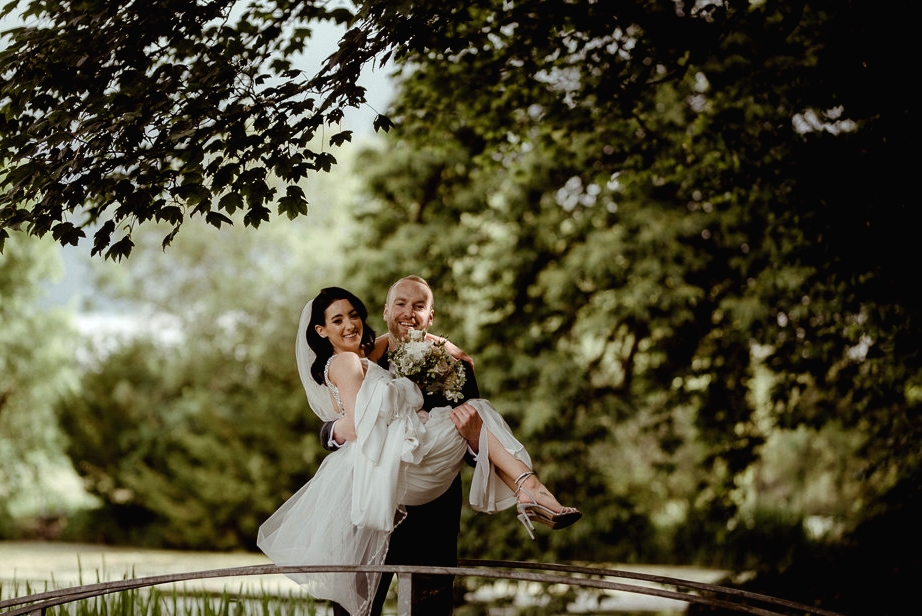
[{"x1": 514, "y1": 471, "x2": 582, "y2": 540}]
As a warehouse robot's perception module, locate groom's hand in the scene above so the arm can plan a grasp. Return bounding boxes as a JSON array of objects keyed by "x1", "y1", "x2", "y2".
[{"x1": 451, "y1": 402, "x2": 482, "y2": 454}]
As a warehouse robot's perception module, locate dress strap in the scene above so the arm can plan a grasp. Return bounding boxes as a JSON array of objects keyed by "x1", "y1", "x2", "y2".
[{"x1": 324, "y1": 356, "x2": 346, "y2": 417}]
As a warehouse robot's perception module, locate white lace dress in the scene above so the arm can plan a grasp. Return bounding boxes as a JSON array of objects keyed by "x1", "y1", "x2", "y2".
[{"x1": 257, "y1": 357, "x2": 530, "y2": 616}]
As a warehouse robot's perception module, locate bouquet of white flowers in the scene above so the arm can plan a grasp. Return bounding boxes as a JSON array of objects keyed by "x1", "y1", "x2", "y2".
[{"x1": 390, "y1": 329, "x2": 467, "y2": 402}]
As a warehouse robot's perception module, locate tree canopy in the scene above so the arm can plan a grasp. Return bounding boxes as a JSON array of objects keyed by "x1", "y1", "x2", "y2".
[
  {"x1": 0, "y1": 0, "x2": 376, "y2": 258},
  {"x1": 4, "y1": 0, "x2": 908, "y2": 262}
]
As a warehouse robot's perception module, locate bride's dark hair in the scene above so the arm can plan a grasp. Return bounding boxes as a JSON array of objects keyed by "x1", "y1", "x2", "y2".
[{"x1": 307, "y1": 287, "x2": 376, "y2": 385}]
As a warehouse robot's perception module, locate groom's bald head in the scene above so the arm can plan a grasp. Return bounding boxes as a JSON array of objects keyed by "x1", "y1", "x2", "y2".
[{"x1": 386, "y1": 275, "x2": 434, "y2": 308}]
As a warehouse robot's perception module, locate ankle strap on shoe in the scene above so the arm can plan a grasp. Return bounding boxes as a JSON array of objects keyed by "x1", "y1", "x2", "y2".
[{"x1": 514, "y1": 471, "x2": 536, "y2": 493}]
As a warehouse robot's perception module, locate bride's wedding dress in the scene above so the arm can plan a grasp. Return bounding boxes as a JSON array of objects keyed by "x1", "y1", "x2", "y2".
[{"x1": 258, "y1": 331, "x2": 530, "y2": 616}]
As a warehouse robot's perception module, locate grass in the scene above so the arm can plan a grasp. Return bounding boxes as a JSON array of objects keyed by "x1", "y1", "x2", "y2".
[{"x1": 1, "y1": 580, "x2": 319, "y2": 616}]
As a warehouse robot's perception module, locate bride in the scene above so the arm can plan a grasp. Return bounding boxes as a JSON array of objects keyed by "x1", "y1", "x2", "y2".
[{"x1": 257, "y1": 287, "x2": 580, "y2": 615}]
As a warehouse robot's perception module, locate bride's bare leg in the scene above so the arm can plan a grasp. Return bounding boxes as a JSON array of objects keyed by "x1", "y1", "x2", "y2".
[
  {"x1": 480, "y1": 429, "x2": 582, "y2": 539},
  {"x1": 482, "y1": 430, "x2": 567, "y2": 513}
]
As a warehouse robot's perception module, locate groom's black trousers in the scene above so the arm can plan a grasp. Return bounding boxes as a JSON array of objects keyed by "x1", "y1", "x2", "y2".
[{"x1": 330, "y1": 473, "x2": 462, "y2": 616}]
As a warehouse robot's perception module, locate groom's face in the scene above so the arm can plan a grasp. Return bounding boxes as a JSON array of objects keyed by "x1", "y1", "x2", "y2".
[{"x1": 384, "y1": 280, "x2": 434, "y2": 342}]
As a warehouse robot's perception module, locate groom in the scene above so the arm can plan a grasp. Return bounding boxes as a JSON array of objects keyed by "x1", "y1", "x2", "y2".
[{"x1": 320, "y1": 275, "x2": 483, "y2": 615}]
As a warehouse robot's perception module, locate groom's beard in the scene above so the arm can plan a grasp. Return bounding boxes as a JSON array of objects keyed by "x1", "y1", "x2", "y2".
[{"x1": 389, "y1": 322, "x2": 419, "y2": 342}]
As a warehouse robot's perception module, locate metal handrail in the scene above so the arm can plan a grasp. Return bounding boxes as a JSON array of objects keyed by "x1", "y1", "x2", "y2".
[
  {"x1": 460, "y1": 560, "x2": 844, "y2": 616},
  {"x1": 1, "y1": 561, "x2": 845, "y2": 616}
]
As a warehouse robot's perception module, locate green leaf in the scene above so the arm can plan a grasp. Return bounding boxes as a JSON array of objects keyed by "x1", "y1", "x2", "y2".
[
  {"x1": 161, "y1": 224, "x2": 181, "y2": 250},
  {"x1": 314, "y1": 152, "x2": 336, "y2": 172},
  {"x1": 105, "y1": 235, "x2": 135, "y2": 261},
  {"x1": 373, "y1": 114, "x2": 394, "y2": 133},
  {"x1": 243, "y1": 204, "x2": 270, "y2": 227},
  {"x1": 277, "y1": 185, "x2": 308, "y2": 219},
  {"x1": 156, "y1": 205, "x2": 184, "y2": 225},
  {"x1": 51, "y1": 221, "x2": 85, "y2": 246},
  {"x1": 329, "y1": 130, "x2": 353, "y2": 147},
  {"x1": 212, "y1": 164, "x2": 238, "y2": 191},
  {"x1": 205, "y1": 211, "x2": 233, "y2": 228},
  {"x1": 91, "y1": 220, "x2": 116, "y2": 257},
  {"x1": 218, "y1": 192, "x2": 244, "y2": 214}
]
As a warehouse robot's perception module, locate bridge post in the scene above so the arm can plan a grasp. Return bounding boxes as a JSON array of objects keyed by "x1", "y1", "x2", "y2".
[{"x1": 396, "y1": 572, "x2": 413, "y2": 615}]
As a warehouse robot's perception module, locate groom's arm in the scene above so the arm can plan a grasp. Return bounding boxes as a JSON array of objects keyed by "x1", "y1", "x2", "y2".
[
  {"x1": 459, "y1": 359, "x2": 480, "y2": 401},
  {"x1": 454, "y1": 361, "x2": 482, "y2": 463},
  {"x1": 369, "y1": 334, "x2": 390, "y2": 363},
  {"x1": 432, "y1": 334, "x2": 474, "y2": 368},
  {"x1": 320, "y1": 419, "x2": 346, "y2": 451}
]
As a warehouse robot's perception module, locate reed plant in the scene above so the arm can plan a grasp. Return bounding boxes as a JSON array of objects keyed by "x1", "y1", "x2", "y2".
[{"x1": 1, "y1": 580, "x2": 318, "y2": 616}]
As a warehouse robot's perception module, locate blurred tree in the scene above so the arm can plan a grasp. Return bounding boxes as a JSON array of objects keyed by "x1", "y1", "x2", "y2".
[
  {"x1": 56, "y1": 166, "x2": 355, "y2": 548},
  {"x1": 0, "y1": 233, "x2": 77, "y2": 527},
  {"x1": 337, "y1": 0, "x2": 918, "y2": 606},
  {"x1": 58, "y1": 327, "x2": 317, "y2": 549}
]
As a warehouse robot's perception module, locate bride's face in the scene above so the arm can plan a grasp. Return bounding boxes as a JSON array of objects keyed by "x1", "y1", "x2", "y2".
[{"x1": 317, "y1": 299, "x2": 365, "y2": 355}]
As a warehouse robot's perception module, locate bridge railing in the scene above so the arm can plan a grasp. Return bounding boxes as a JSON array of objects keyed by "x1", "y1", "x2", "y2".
[{"x1": 0, "y1": 559, "x2": 845, "y2": 616}]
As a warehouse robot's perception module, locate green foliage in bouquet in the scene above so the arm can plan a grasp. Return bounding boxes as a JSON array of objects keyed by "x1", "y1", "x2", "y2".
[{"x1": 390, "y1": 330, "x2": 466, "y2": 402}]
